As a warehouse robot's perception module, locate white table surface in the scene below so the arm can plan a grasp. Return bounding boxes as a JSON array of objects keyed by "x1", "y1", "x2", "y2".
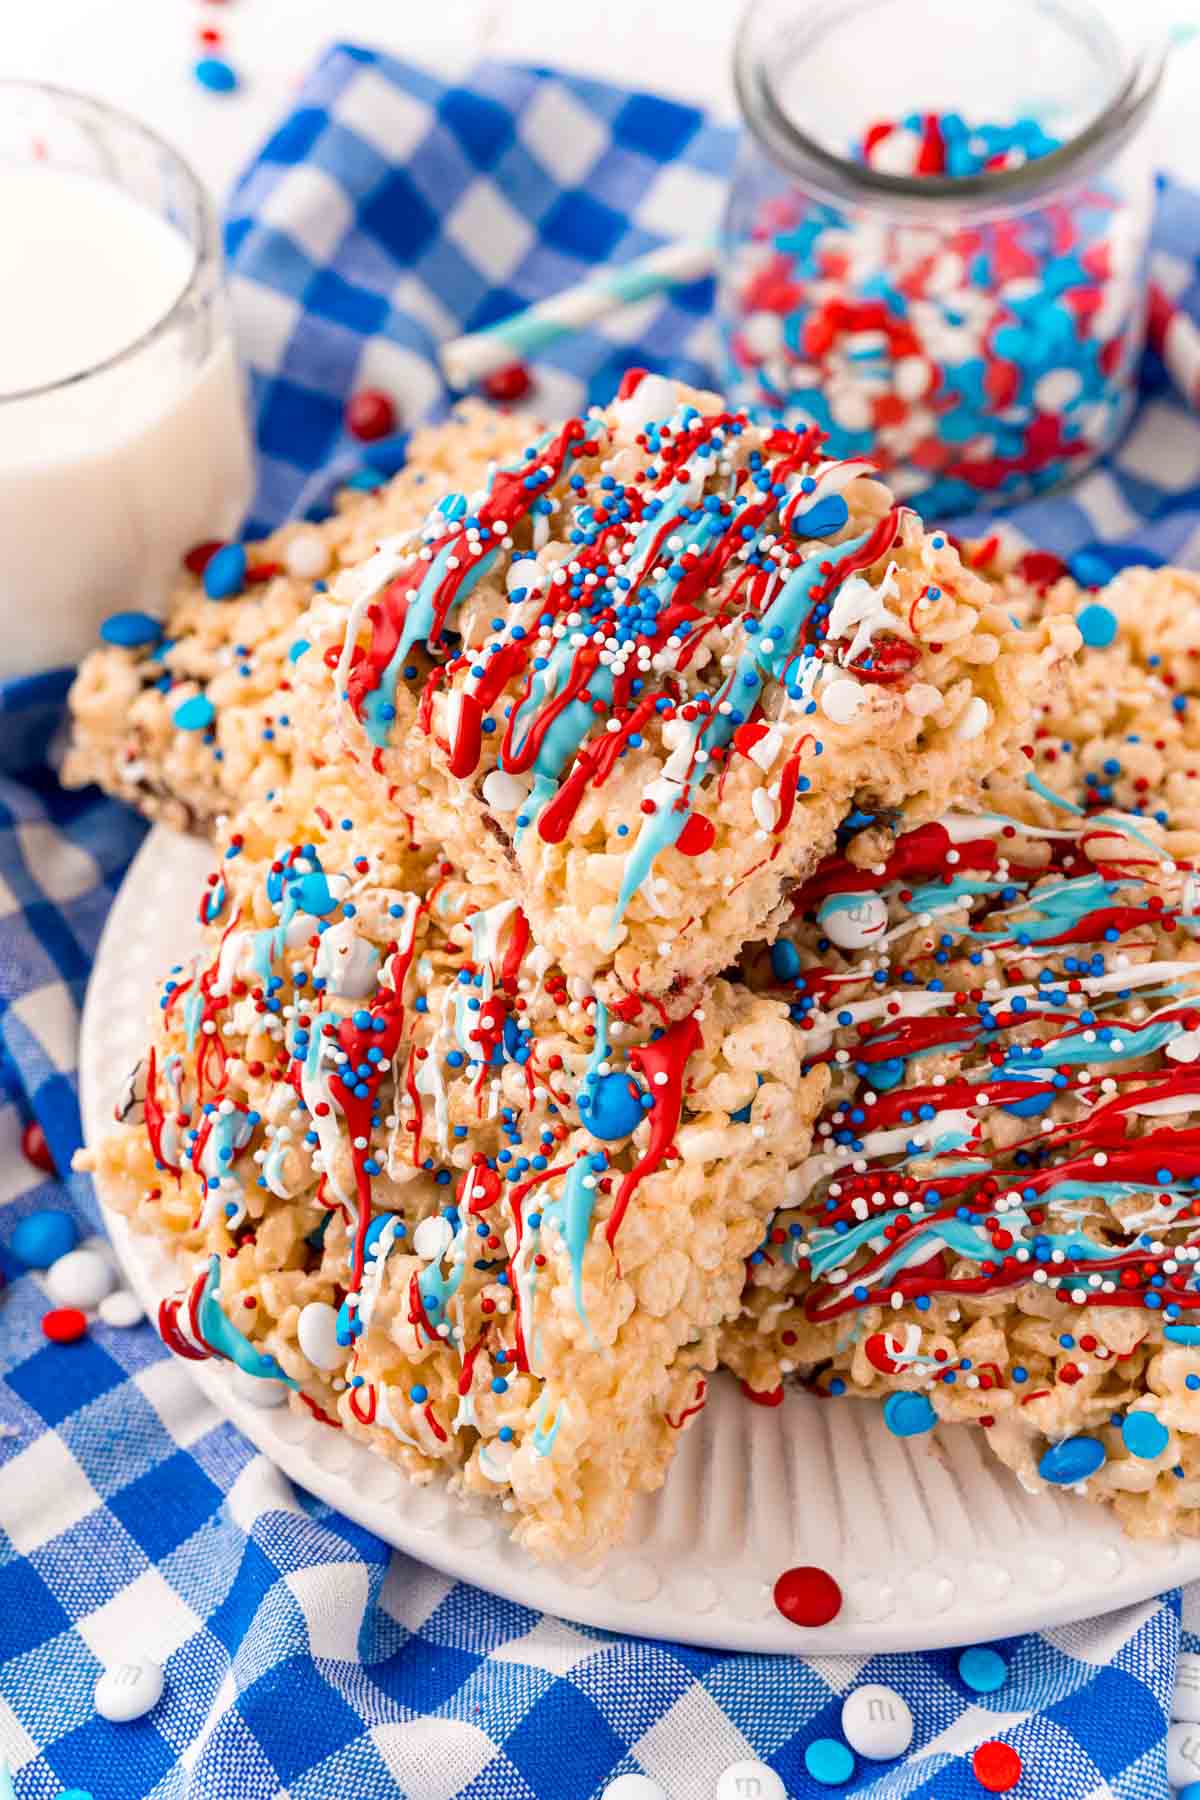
[
  {"x1": 6, "y1": 3, "x2": 1197, "y2": 213},
  {"x1": 3, "y1": 0, "x2": 738, "y2": 207}
]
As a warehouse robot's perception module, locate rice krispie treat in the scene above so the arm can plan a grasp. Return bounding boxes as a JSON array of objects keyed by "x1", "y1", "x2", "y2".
[
  {"x1": 63, "y1": 404, "x2": 537, "y2": 832},
  {"x1": 726, "y1": 781, "x2": 1200, "y2": 1538},
  {"x1": 986, "y1": 560, "x2": 1200, "y2": 864},
  {"x1": 82, "y1": 781, "x2": 826, "y2": 1561},
  {"x1": 287, "y1": 372, "x2": 1078, "y2": 1017}
]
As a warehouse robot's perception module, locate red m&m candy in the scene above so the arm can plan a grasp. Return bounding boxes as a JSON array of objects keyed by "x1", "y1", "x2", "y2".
[
  {"x1": 42, "y1": 1308, "x2": 88, "y2": 1344},
  {"x1": 21, "y1": 1120, "x2": 56, "y2": 1176},
  {"x1": 345, "y1": 388, "x2": 397, "y2": 441},
  {"x1": 483, "y1": 363, "x2": 532, "y2": 403},
  {"x1": 972, "y1": 1741, "x2": 1022, "y2": 1792},
  {"x1": 773, "y1": 1564, "x2": 843, "y2": 1627}
]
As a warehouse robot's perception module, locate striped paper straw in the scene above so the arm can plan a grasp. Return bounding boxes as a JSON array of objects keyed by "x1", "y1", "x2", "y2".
[
  {"x1": 440, "y1": 239, "x2": 717, "y2": 389},
  {"x1": 1148, "y1": 280, "x2": 1200, "y2": 409}
]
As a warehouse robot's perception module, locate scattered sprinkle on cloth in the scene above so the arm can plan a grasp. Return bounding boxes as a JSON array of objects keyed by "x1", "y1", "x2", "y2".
[{"x1": 4, "y1": 47, "x2": 1200, "y2": 1799}]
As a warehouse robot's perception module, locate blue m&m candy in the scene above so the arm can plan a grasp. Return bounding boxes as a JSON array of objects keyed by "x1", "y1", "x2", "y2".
[
  {"x1": 1075, "y1": 602, "x2": 1118, "y2": 649},
  {"x1": 99, "y1": 612, "x2": 162, "y2": 650},
  {"x1": 883, "y1": 1391, "x2": 937, "y2": 1438},
  {"x1": 770, "y1": 939, "x2": 802, "y2": 982},
  {"x1": 1121, "y1": 1410, "x2": 1169, "y2": 1461},
  {"x1": 581, "y1": 1071, "x2": 646, "y2": 1140},
  {"x1": 202, "y1": 543, "x2": 247, "y2": 599},
  {"x1": 173, "y1": 694, "x2": 216, "y2": 733},
  {"x1": 804, "y1": 1739, "x2": 855, "y2": 1786},
  {"x1": 11, "y1": 1209, "x2": 78, "y2": 1269},
  {"x1": 958, "y1": 1646, "x2": 1008, "y2": 1694},
  {"x1": 1037, "y1": 1434, "x2": 1107, "y2": 1485}
]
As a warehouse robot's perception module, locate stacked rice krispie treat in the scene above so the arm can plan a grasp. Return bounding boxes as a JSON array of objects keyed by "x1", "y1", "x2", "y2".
[
  {"x1": 76, "y1": 374, "x2": 1096, "y2": 1560},
  {"x1": 285, "y1": 373, "x2": 1076, "y2": 1015},
  {"x1": 87, "y1": 766, "x2": 829, "y2": 1558},
  {"x1": 727, "y1": 564, "x2": 1200, "y2": 1539},
  {"x1": 63, "y1": 405, "x2": 537, "y2": 833}
]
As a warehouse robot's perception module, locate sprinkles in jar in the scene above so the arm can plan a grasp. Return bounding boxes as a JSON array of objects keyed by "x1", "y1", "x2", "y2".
[{"x1": 721, "y1": 0, "x2": 1166, "y2": 516}]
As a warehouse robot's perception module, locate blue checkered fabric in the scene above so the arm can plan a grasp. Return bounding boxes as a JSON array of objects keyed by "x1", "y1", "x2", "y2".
[{"x1": 5, "y1": 44, "x2": 1200, "y2": 1800}]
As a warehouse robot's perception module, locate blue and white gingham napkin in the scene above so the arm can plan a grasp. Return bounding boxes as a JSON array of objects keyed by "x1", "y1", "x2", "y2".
[{"x1": 5, "y1": 46, "x2": 1200, "y2": 1800}]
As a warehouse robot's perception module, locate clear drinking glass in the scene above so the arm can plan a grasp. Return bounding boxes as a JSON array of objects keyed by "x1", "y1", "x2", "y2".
[
  {"x1": 0, "y1": 83, "x2": 253, "y2": 678},
  {"x1": 718, "y1": 0, "x2": 1167, "y2": 517}
]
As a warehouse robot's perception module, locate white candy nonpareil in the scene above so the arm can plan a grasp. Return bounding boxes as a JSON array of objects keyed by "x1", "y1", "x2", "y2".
[
  {"x1": 841, "y1": 1683, "x2": 914, "y2": 1760},
  {"x1": 1174, "y1": 1651, "x2": 1200, "y2": 1724},
  {"x1": 817, "y1": 889, "x2": 888, "y2": 950},
  {"x1": 297, "y1": 1301, "x2": 343, "y2": 1371},
  {"x1": 94, "y1": 1657, "x2": 164, "y2": 1722},
  {"x1": 716, "y1": 1762, "x2": 788, "y2": 1800},
  {"x1": 46, "y1": 1248, "x2": 117, "y2": 1311}
]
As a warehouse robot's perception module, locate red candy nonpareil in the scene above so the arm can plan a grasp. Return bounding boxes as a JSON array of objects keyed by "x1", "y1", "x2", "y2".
[
  {"x1": 42, "y1": 1308, "x2": 87, "y2": 1344},
  {"x1": 21, "y1": 1120, "x2": 56, "y2": 1176},
  {"x1": 346, "y1": 389, "x2": 397, "y2": 441},
  {"x1": 773, "y1": 1563, "x2": 843, "y2": 1627}
]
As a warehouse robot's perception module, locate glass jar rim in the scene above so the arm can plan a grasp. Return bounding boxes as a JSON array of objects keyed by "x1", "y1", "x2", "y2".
[
  {"x1": 734, "y1": 0, "x2": 1167, "y2": 216},
  {"x1": 0, "y1": 80, "x2": 218, "y2": 406}
]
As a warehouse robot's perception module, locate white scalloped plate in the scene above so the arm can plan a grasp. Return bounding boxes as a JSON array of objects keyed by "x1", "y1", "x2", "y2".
[{"x1": 79, "y1": 825, "x2": 1200, "y2": 1651}]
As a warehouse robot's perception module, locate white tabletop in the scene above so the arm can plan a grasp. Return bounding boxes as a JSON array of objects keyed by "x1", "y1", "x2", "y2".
[
  {"x1": 4, "y1": 0, "x2": 738, "y2": 207},
  {"x1": 7, "y1": 4, "x2": 1197, "y2": 212}
]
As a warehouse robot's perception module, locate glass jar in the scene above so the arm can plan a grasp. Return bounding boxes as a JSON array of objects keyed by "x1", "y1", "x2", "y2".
[{"x1": 718, "y1": 0, "x2": 1166, "y2": 517}]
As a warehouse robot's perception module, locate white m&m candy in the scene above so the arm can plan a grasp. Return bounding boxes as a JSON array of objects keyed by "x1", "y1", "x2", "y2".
[
  {"x1": 94, "y1": 1656, "x2": 163, "y2": 1722},
  {"x1": 601, "y1": 1779, "x2": 668, "y2": 1800},
  {"x1": 1175, "y1": 1652, "x2": 1200, "y2": 1724},
  {"x1": 716, "y1": 1762, "x2": 788, "y2": 1800},
  {"x1": 1169, "y1": 1720, "x2": 1200, "y2": 1789},
  {"x1": 413, "y1": 1215, "x2": 454, "y2": 1261},
  {"x1": 46, "y1": 1248, "x2": 116, "y2": 1311},
  {"x1": 841, "y1": 1683, "x2": 914, "y2": 1760},
  {"x1": 98, "y1": 1290, "x2": 144, "y2": 1329},
  {"x1": 816, "y1": 889, "x2": 888, "y2": 950},
  {"x1": 297, "y1": 1301, "x2": 343, "y2": 1371},
  {"x1": 283, "y1": 529, "x2": 330, "y2": 580}
]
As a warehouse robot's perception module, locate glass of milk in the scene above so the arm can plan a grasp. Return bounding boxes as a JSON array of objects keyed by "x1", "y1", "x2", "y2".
[{"x1": 0, "y1": 83, "x2": 254, "y2": 679}]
